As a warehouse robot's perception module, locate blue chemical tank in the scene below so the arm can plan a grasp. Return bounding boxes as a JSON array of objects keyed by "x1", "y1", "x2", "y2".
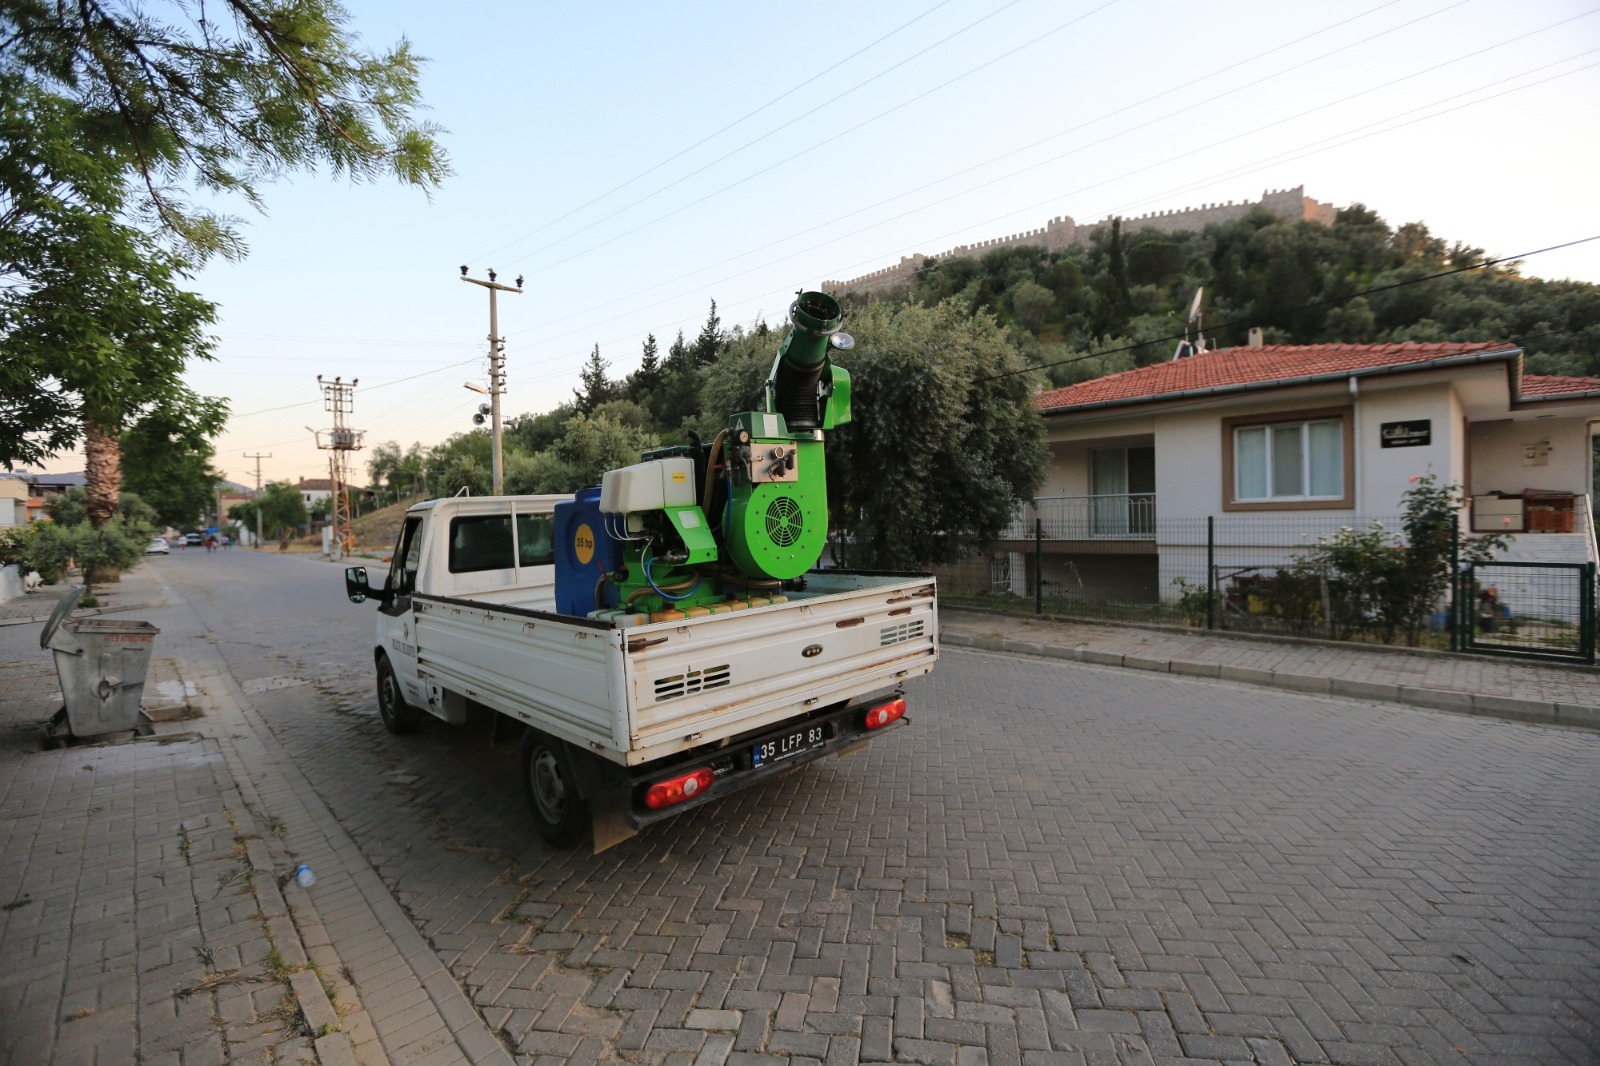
[{"x1": 554, "y1": 486, "x2": 621, "y2": 617}]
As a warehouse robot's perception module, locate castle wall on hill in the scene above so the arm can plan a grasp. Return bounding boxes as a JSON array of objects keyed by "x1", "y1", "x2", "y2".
[{"x1": 824, "y1": 186, "x2": 1337, "y2": 296}]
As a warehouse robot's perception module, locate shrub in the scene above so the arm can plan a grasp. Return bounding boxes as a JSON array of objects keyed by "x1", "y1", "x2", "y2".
[
  {"x1": 72, "y1": 518, "x2": 154, "y2": 582},
  {"x1": 1272, "y1": 474, "x2": 1508, "y2": 645},
  {"x1": 0, "y1": 526, "x2": 25, "y2": 567},
  {"x1": 19, "y1": 523, "x2": 75, "y2": 584},
  {"x1": 1170, "y1": 576, "x2": 1210, "y2": 626}
]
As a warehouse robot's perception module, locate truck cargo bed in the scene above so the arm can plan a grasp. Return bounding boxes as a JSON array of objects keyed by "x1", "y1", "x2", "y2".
[{"x1": 411, "y1": 571, "x2": 937, "y2": 767}]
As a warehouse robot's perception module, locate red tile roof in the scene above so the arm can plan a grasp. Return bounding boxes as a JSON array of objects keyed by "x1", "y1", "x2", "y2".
[
  {"x1": 1036, "y1": 342, "x2": 1520, "y2": 412},
  {"x1": 1521, "y1": 374, "x2": 1600, "y2": 397}
]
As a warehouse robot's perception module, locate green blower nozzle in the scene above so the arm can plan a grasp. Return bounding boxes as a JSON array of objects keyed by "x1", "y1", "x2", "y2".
[{"x1": 771, "y1": 291, "x2": 844, "y2": 431}]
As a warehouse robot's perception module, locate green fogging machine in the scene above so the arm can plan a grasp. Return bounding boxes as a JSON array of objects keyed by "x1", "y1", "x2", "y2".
[{"x1": 555, "y1": 291, "x2": 853, "y2": 621}]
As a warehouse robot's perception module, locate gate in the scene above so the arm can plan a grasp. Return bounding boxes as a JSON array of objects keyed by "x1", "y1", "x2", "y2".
[{"x1": 1460, "y1": 560, "x2": 1596, "y2": 664}]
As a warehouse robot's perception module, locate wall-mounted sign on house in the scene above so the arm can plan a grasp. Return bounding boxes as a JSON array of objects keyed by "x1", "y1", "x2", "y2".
[{"x1": 1380, "y1": 419, "x2": 1431, "y2": 448}]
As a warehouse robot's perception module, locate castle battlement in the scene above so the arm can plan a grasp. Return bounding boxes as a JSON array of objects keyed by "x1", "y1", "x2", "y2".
[{"x1": 825, "y1": 187, "x2": 1336, "y2": 296}]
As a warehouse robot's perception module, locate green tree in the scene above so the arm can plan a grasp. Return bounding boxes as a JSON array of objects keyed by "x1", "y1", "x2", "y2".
[
  {"x1": 509, "y1": 403, "x2": 658, "y2": 494},
  {"x1": 230, "y1": 481, "x2": 306, "y2": 549},
  {"x1": 2, "y1": 1, "x2": 447, "y2": 570},
  {"x1": 624, "y1": 332, "x2": 662, "y2": 408},
  {"x1": 1126, "y1": 238, "x2": 1185, "y2": 287},
  {"x1": 1, "y1": 75, "x2": 225, "y2": 491},
  {"x1": 574, "y1": 343, "x2": 614, "y2": 414},
  {"x1": 120, "y1": 407, "x2": 227, "y2": 528},
  {"x1": 0, "y1": 0, "x2": 448, "y2": 258},
  {"x1": 692, "y1": 299, "x2": 723, "y2": 367},
  {"x1": 423, "y1": 431, "x2": 493, "y2": 498},
  {"x1": 652, "y1": 329, "x2": 705, "y2": 432},
  {"x1": 1091, "y1": 218, "x2": 1132, "y2": 341},
  {"x1": 822, "y1": 301, "x2": 1047, "y2": 569},
  {"x1": 366, "y1": 440, "x2": 426, "y2": 504},
  {"x1": 46, "y1": 486, "x2": 156, "y2": 528},
  {"x1": 507, "y1": 401, "x2": 579, "y2": 455},
  {"x1": 1009, "y1": 279, "x2": 1055, "y2": 333}
]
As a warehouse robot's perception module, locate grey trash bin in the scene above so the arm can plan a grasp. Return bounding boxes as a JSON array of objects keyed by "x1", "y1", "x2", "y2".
[{"x1": 40, "y1": 584, "x2": 161, "y2": 738}]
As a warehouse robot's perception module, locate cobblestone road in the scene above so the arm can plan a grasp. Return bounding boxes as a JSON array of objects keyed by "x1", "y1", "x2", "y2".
[{"x1": 165, "y1": 552, "x2": 1600, "y2": 1064}]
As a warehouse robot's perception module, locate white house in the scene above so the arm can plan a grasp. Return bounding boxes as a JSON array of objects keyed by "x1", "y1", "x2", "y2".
[
  {"x1": 294, "y1": 477, "x2": 334, "y2": 511},
  {"x1": 0, "y1": 475, "x2": 27, "y2": 527},
  {"x1": 1020, "y1": 341, "x2": 1600, "y2": 605}
]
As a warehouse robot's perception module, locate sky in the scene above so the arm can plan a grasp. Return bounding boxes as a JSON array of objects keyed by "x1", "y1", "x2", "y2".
[{"x1": 33, "y1": 0, "x2": 1600, "y2": 488}]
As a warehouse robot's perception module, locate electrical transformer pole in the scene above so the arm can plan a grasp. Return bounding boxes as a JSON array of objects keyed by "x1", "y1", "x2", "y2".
[
  {"x1": 459, "y1": 267, "x2": 523, "y2": 495},
  {"x1": 313, "y1": 377, "x2": 364, "y2": 558}
]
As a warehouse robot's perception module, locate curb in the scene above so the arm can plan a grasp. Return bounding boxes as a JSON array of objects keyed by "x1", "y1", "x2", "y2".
[
  {"x1": 943, "y1": 606, "x2": 1600, "y2": 677},
  {"x1": 942, "y1": 633, "x2": 1600, "y2": 732}
]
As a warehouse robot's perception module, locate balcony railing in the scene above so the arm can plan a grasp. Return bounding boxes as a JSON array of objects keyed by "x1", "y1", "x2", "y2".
[{"x1": 1003, "y1": 494, "x2": 1156, "y2": 540}]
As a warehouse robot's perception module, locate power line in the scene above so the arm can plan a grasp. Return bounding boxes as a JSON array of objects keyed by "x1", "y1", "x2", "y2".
[
  {"x1": 978, "y1": 235, "x2": 1600, "y2": 385},
  {"x1": 492, "y1": 46, "x2": 1597, "y2": 389},
  {"x1": 1117, "y1": 54, "x2": 1600, "y2": 218},
  {"x1": 497, "y1": 0, "x2": 1519, "y2": 360},
  {"x1": 504, "y1": 0, "x2": 1120, "y2": 276},
  {"x1": 468, "y1": 0, "x2": 961, "y2": 263},
  {"x1": 498, "y1": 0, "x2": 1419, "y2": 345},
  {"x1": 228, "y1": 357, "x2": 480, "y2": 418}
]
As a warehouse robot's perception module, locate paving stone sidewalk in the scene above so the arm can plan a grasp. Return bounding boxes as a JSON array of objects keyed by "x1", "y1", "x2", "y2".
[
  {"x1": 0, "y1": 570, "x2": 374, "y2": 1066},
  {"x1": 941, "y1": 608, "x2": 1599, "y2": 728}
]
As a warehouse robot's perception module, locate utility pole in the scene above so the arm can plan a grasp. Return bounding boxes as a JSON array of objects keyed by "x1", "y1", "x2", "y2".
[
  {"x1": 244, "y1": 451, "x2": 271, "y2": 550},
  {"x1": 312, "y1": 376, "x2": 364, "y2": 559},
  {"x1": 459, "y1": 266, "x2": 523, "y2": 495}
]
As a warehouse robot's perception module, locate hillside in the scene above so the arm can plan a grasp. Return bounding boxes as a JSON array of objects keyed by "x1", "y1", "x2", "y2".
[
  {"x1": 350, "y1": 496, "x2": 425, "y2": 556},
  {"x1": 839, "y1": 204, "x2": 1600, "y2": 387}
]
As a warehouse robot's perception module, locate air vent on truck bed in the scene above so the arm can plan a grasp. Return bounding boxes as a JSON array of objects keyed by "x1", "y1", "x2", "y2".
[
  {"x1": 654, "y1": 665, "x2": 731, "y2": 702},
  {"x1": 880, "y1": 620, "x2": 925, "y2": 646}
]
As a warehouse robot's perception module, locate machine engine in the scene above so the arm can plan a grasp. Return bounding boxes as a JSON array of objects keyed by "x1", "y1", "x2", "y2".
[{"x1": 554, "y1": 290, "x2": 852, "y2": 622}]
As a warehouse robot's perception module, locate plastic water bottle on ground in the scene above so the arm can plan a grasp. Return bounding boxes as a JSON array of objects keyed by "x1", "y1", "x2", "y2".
[{"x1": 295, "y1": 864, "x2": 315, "y2": 888}]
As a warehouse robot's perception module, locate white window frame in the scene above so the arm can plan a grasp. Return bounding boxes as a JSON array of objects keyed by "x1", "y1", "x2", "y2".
[{"x1": 1233, "y1": 418, "x2": 1344, "y2": 502}]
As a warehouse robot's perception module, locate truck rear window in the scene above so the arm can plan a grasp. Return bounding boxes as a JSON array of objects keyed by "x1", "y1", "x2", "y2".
[{"x1": 447, "y1": 514, "x2": 557, "y2": 573}]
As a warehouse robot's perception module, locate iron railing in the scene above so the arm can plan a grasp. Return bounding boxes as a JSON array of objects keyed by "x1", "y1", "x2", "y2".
[
  {"x1": 931, "y1": 508, "x2": 1598, "y2": 661},
  {"x1": 1003, "y1": 494, "x2": 1156, "y2": 540}
]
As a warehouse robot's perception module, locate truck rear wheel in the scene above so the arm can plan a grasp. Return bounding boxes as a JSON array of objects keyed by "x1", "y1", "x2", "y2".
[
  {"x1": 520, "y1": 730, "x2": 589, "y2": 848},
  {"x1": 376, "y1": 655, "x2": 419, "y2": 735}
]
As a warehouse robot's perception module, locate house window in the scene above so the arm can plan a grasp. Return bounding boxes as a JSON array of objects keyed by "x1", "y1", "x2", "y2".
[
  {"x1": 1235, "y1": 420, "x2": 1342, "y2": 499},
  {"x1": 1222, "y1": 407, "x2": 1353, "y2": 511}
]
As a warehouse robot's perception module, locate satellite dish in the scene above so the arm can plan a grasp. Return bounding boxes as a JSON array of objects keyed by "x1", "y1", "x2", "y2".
[{"x1": 1172, "y1": 287, "x2": 1207, "y2": 360}]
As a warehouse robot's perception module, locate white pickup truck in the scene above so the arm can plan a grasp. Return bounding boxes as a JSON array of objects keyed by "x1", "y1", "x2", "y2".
[{"x1": 345, "y1": 493, "x2": 938, "y2": 850}]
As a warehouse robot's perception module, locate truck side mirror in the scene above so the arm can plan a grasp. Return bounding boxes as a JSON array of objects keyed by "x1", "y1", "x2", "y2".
[{"x1": 345, "y1": 566, "x2": 374, "y2": 604}]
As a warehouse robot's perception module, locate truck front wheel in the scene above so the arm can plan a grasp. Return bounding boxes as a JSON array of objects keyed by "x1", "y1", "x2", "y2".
[
  {"x1": 376, "y1": 655, "x2": 419, "y2": 735},
  {"x1": 520, "y1": 730, "x2": 589, "y2": 848}
]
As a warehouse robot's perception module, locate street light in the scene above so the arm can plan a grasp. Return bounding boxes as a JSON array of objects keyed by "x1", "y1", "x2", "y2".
[{"x1": 463, "y1": 381, "x2": 489, "y2": 395}]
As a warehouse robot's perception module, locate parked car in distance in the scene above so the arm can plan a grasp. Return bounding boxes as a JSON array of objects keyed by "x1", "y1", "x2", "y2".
[
  {"x1": 145, "y1": 537, "x2": 171, "y2": 555},
  {"x1": 184, "y1": 532, "x2": 203, "y2": 546}
]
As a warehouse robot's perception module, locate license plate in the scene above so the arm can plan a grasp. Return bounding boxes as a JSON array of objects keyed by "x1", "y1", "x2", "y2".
[{"x1": 752, "y1": 724, "x2": 826, "y2": 767}]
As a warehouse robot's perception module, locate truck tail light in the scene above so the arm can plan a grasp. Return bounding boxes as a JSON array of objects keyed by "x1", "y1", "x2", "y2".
[
  {"x1": 863, "y1": 698, "x2": 905, "y2": 730},
  {"x1": 644, "y1": 768, "x2": 715, "y2": 810}
]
